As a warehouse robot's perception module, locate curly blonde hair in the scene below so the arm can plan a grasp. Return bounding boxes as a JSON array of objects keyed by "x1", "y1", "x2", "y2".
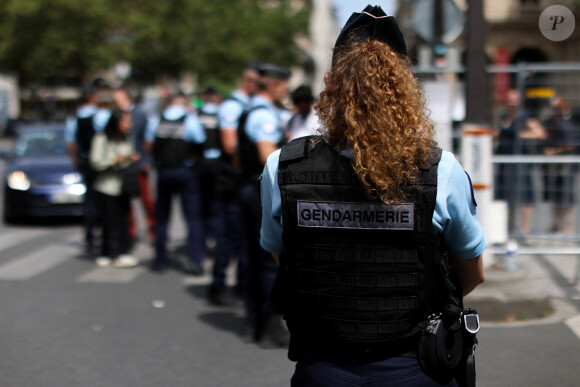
[{"x1": 316, "y1": 39, "x2": 435, "y2": 204}]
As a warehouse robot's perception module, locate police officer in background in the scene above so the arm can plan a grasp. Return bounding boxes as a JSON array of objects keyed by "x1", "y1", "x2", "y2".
[
  {"x1": 216, "y1": 65, "x2": 260, "y2": 302},
  {"x1": 219, "y1": 64, "x2": 260, "y2": 163},
  {"x1": 198, "y1": 86, "x2": 223, "y2": 242},
  {"x1": 145, "y1": 93, "x2": 206, "y2": 275},
  {"x1": 198, "y1": 86, "x2": 240, "y2": 305},
  {"x1": 237, "y1": 63, "x2": 291, "y2": 348},
  {"x1": 260, "y1": 6, "x2": 485, "y2": 386},
  {"x1": 66, "y1": 81, "x2": 113, "y2": 257}
]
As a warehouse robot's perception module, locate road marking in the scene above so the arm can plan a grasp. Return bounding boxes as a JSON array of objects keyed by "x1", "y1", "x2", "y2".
[
  {"x1": 77, "y1": 266, "x2": 147, "y2": 283},
  {"x1": 565, "y1": 315, "x2": 580, "y2": 340},
  {"x1": 0, "y1": 244, "x2": 75, "y2": 280},
  {"x1": 0, "y1": 230, "x2": 49, "y2": 256}
]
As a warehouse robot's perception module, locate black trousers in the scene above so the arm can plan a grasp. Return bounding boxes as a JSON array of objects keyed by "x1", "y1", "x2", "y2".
[{"x1": 97, "y1": 191, "x2": 131, "y2": 258}]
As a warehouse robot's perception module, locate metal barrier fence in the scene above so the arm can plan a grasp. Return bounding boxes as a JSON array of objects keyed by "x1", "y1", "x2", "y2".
[
  {"x1": 492, "y1": 155, "x2": 580, "y2": 242},
  {"x1": 414, "y1": 63, "x2": 580, "y2": 245}
]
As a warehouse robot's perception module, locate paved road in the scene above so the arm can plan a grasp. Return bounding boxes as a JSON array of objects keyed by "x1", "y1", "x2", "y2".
[{"x1": 1, "y1": 138, "x2": 579, "y2": 386}]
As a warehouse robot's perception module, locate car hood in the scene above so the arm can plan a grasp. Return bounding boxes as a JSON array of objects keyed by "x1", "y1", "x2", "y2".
[{"x1": 7, "y1": 157, "x2": 78, "y2": 181}]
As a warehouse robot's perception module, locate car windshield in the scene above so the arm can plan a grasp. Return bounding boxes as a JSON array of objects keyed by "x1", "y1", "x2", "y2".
[{"x1": 14, "y1": 128, "x2": 68, "y2": 158}]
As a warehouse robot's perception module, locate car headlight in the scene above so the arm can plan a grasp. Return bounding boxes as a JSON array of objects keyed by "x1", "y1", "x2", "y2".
[
  {"x1": 62, "y1": 173, "x2": 82, "y2": 185},
  {"x1": 68, "y1": 183, "x2": 86, "y2": 196},
  {"x1": 7, "y1": 171, "x2": 31, "y2": 191}
]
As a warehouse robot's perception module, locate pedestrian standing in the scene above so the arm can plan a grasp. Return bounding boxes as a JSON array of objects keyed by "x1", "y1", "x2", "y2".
[
  {"x1": 238, "y1": 63, "x2": 292, "y2": 348},
  {"x1": 113, "y1": 87, "x2": 156, "y2": 244},
  {"x1": 90, "y1": 109, "x2": 140, "y2": 268},
  {"x1": 260, "y1": 6, "x2": 485, "y2": 385},
  {"x1": 145, "y1": 94, "x2": 206, "y2": 275},
  {"x1": 542, "y1": 96, "x2": 577, "y2": 234},
  {"x1": 493, "y1": 89, "x2": 546, "y2": 234}
]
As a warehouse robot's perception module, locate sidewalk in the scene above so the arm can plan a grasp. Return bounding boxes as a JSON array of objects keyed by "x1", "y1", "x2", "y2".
[{"x1": 466, "y1": 238, "x2": 580, "y2": 322}]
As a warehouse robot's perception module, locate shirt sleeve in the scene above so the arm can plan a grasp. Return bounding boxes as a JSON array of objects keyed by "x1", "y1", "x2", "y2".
[
  {"x1": 218, "y1": 100, "x2": 243, "y2": 130},
  {"x1": 260, "y1": 149, "x2": 284, "y2": 253},
  {"x1": 65, "y1": 117, "x2": 77, "y2": 144},
  {"x1": 247, "y1": 109, "x2": 282, "y2": 144},
  {"x1": 433, "y1": 151, "x2": 486, "y2": 260},
  {"x1": 145, "y1": 116, "x2": 160, "y2": 141},
  {"x1": 185, "y1": 114, "x2": 207, "y2": 144}
]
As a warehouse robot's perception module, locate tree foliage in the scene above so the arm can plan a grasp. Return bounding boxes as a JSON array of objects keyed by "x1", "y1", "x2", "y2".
[{"x1": 0, "y1": 0, "x2": 310, "y2": 89}]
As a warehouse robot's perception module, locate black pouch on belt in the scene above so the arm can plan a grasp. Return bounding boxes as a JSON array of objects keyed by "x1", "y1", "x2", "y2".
[{"x1": 418, "y1": 305, "x2": 464, "y2": 384}]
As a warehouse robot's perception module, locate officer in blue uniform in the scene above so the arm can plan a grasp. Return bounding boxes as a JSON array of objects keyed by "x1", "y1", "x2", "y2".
[
  {"x1": 210, "y1": 66, "x2": 260, "y2": 304},
  {"x1": 66, "y1": 83, "x2": 113, "y2": 256},
  {"x1": 260, "y1": 6, "x2": 486, "y2": 386},
  {"x1": 198, "y1": 86, "x2": 239, "y2": 304},
  {"x1": 145, "y1": 94, "x2": 206, "y2": 275},
  {"x1": 237, "y1": 63, "x2": 291, "y2": 347}
]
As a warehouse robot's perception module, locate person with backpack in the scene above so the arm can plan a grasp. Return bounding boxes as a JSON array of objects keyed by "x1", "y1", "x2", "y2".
[
  {"x1": 66, "y1": 82, "x2": 113, "y2": 256},
  {"x1": 209, "y1": 65, "x2": 260, "y2": 305},
  {"x1": 237, "y1": 63, "x2": 292, "y2": 348}
]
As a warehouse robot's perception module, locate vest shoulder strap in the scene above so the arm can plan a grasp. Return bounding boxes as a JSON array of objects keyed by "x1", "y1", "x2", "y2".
[{"x1": 279, "y1": 135, "x2": 316, "y2": 162}]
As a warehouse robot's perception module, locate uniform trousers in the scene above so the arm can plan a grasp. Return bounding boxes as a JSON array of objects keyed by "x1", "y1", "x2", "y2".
[
  {"x1": 154, "y1": 167, "x2": 205, "y2": 266},
  {"x1": 206, "y1": 188, "x2": 245, "y2": 293},
  {"x1": 291, "y1": 351, "x2": 458, "y2": 387},
  {"x1": 200, "y1": 160, "x2": 247, "y2": 294},
  {"x1": 238, "y1": 180, "x2": 278, "y2": 320},
  {"x1": 81, "y1": 172, "x2": 100, "y2": 250}
]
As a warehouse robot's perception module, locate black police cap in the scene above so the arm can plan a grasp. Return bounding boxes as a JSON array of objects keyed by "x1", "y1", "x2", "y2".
[
  {"x1": 258, "y1": 63, "x2": 292, "y2": 80},
  {"x1": 335, "y1": 5, "x2": 407, "y2": 56}
]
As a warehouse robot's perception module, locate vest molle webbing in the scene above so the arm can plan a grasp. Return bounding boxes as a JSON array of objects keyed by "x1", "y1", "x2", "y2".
[{"x1": 276, "y1": 136, "x2": 451, "y2": 353}]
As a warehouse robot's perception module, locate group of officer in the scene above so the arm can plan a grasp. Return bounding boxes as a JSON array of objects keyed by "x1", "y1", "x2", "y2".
[{"x1": 67, "y1": 61, "x2": 293, "y2": 348}]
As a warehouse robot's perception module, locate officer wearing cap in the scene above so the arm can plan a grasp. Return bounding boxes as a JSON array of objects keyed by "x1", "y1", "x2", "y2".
[
  {"x1": 260, "y1": 5, "x2": 485, "y2": 385},
  {"x1": 145, "y1": 93, "x2": 206, "y2": 275},
  {"x1": 215, "y1": 64, "x2": 261, "y2": 302},
  {"x1": 237, "y1": 62, "x2": 291, "y2": 347}
]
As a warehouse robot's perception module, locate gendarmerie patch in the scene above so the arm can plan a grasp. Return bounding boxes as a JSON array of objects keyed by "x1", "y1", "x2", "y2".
[{"x1": 297, "y1": 201, "x2": 414, "y2": 230}]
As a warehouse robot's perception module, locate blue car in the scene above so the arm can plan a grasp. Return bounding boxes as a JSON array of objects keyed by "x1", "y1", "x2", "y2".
[{"x1": 1, "y1": 124, "x2": 86, "y2": 223}]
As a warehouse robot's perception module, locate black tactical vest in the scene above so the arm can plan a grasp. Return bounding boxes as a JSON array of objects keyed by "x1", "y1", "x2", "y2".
[
  {"x1": 276, "y1": 136, "x2": 452, "y2": 357},
  {"x1": 75, "y1": 115, "x2": 96, "y2": 160},
  {"x1": 237, "y1": 105, "x2": 267, "y2": 180},
  {"x1": 198, "y1": 108, "x2": 222, "y2": 158},
  {"x1": 152, "y1": 115, "x2": 201, "y2": 168}
]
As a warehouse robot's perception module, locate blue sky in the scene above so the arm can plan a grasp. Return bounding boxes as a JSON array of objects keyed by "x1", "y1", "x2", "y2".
[{"x1": 333, "y1": 0, "x2": 397, "y2": 26}]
